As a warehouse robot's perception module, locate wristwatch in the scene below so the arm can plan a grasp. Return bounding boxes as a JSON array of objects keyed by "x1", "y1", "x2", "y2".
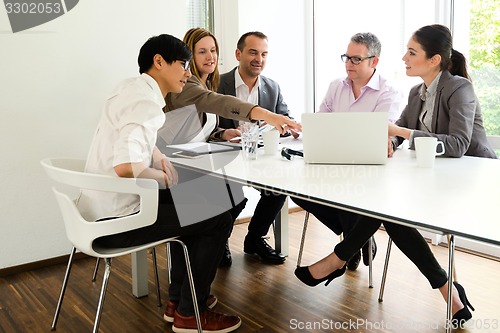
[{"x1": 214, "y1": 131, "x2": 223, "y2": 140}]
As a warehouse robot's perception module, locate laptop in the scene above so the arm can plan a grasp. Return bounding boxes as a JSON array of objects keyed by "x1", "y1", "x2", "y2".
[{"x1": 301, "y1": 112, "x2": 388, "y2": 165}]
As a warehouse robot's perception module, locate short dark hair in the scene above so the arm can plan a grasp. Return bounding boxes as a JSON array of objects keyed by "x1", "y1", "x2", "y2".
[
  {"x1": 237, "y1": 31, "x2": 268, "y2": 52},
  {"x1": 138, "y1": 34, "x2": 192, "y2": 74}
]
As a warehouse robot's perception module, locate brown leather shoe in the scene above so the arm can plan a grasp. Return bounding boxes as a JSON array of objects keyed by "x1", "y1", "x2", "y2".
[
  {"x1": 164, "y1": 294, "x2": 217, "y2": 323},
  {"x1": 173, "y1": 309, "x2": 241, "y2": 333}
]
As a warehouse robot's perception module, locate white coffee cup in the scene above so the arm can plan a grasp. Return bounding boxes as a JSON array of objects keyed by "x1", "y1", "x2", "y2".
[
  {"x1": 262, "y1": 129, "x2": 280, "y2": 155},
  {"x1": 414, "y1": 137, "x2": 445, "y2": 168}
]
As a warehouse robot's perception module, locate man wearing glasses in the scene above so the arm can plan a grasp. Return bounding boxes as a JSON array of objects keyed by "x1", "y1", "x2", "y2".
[
  {"x1": 320, "y1": 32, "x2": 403, "y2": 121},
  {"x1": 292, "y1": 32, "x2": 404, "y2": 271}
]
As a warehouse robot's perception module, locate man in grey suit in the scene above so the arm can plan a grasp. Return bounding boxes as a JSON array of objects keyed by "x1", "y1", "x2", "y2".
[{"x1": 217, "y1": 31, "x2": 290, "y2": 265}]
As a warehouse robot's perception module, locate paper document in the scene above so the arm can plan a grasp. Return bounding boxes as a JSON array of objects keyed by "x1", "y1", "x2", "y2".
[{"x1": 166, "y1": 142, "x2": 237, "y2": 155}]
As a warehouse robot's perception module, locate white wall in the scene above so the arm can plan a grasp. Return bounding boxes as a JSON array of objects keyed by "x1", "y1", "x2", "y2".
[
  {"x1": 0, "y1": 0, "x2": 189, "y2": 268},
  {"x1": 0, "y1": 0, "x2": 311, "y2": 269}
]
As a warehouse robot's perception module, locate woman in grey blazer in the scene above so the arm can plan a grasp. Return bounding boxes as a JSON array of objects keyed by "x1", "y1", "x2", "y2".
[
  {"x1": 389, "y1": 27, "x2": 496, "y2": 159},
  {"x1": 295, "y1": 24, "x2": 487, "y2": 329}
]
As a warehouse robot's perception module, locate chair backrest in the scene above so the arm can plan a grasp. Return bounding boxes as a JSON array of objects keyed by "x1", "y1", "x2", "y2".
[{"x1": 40, "y1": 158, "x2": 159, "y2": 257}]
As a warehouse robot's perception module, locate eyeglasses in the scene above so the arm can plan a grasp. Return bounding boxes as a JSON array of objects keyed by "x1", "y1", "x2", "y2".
[
  {"x1": 178, "y1": 59, "x2": 191, "y2": 71},
  {"x1": 340, "y1": 54, "x2": 375, "y2": 65}
]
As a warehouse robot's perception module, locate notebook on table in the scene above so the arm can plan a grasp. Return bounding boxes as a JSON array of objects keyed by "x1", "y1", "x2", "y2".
[
  {"x1": 165, "y1": 142, "x2": 238, "y2": 158},
  {"x1": 301, "y1": 112, "x2": 388, "y2": 165}
]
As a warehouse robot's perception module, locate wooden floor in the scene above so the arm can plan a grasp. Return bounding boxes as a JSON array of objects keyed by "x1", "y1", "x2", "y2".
[{"x1": 1, "y1": 210, "x2": 500, "y2": 333}]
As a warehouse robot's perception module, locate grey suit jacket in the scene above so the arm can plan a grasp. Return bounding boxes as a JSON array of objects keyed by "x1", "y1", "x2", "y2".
[
  {"x1": 393, "y1": 70, "x2": 496, "y2": 158},
  {"x1": 217, "y1": 67, "x2": 290, "y2": 128}
]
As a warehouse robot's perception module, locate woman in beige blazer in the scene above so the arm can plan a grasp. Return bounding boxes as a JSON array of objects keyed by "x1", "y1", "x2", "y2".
[{"x1": 158, "y1": 28, "x2": 300, "y2": 330}]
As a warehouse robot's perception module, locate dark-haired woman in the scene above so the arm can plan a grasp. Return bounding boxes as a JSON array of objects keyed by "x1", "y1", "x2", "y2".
[
  {"x1": 296, "y1": 24, "x2": 495, "y2": 328},
  {"x1": 388, "y1": 24, "x2": 496, "y2": 158}
]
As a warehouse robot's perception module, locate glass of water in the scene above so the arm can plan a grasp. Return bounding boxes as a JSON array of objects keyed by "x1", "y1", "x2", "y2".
[{"x1": 240, "y1": 121, "x2": 259, "y2": 160}]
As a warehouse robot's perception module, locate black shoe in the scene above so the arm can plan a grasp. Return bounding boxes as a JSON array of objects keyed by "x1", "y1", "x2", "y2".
[
  {"x1": 451, "y1": 282, "x2": 475, "y2": 328},
  {"x1": 243, "y1": 236, "x2": 286, "y2": 264},
  {"x1": 362, "y1": 236, "x2": 377, "y2": 266},
  {"x1": 228, "y1": 198, "x2": 248, "y2": 221},
  {"x1": 346, "y1": 251, "x2": 361, "y2": 271},
  {"x1": 219, "y1": 241, "x2": 232, "y2": 267},
  {"x1": 294, "y1": 265, "x2": 346, "y2": 287}
]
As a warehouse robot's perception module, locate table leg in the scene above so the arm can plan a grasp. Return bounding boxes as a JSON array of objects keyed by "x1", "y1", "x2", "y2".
[
  {"x1": 131, "y1": 250, "x2": 149, "y2": 298},
  {"x1": 445, "y1": 234, "x2": 455, "y2": 333},
  {"x1": 274, "y1": 197, "x2": 289, "y2": 256}
]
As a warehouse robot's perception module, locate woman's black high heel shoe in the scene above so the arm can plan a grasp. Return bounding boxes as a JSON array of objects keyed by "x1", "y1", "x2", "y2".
[
  {"x1": 294, "y1": 265, "x2": 346, "y2": 287},
  {"x1": 451, "y1": 282, "x2": 475, "y2": 328}
]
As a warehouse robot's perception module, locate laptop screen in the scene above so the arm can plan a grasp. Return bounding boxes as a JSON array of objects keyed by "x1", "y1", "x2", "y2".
[{"x1": 301, "y1": 112, "x2": 388, "y2": 165}]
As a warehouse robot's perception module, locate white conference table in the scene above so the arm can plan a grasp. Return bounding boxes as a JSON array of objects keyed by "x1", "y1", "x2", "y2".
[{"x1": 132, "y1": 143, "x2": 500, "y2": 331}]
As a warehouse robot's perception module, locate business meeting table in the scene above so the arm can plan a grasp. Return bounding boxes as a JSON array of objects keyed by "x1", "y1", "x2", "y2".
[{"x1": 131, "y1": 138, "x2": 500, "y2": 332}]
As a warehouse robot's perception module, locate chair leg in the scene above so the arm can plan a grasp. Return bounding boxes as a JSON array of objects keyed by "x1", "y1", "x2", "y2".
[
  {"x1": 51, "y1": 247, "x2": 77, "y2": 331},
  {"x1": 378, "y1": 238, "x2": 393, "y2": 302},
  {"x1": 446, "y1": 234, "x2": 458, "y2": 282},
  {"x1": 296, "y1": 211, "x2": 310, "y2": 267},
  {"x1": 166, "y1": 243, "x2": 172, "y2": 284},
  {"x1": 368, "y1": 236, "x2": 374, "y2": 288},
  {"x1": 168, "y1": 239, "x2": 202, "y2": 333},
  {"x1": 92, "y1": 258, "x2": 112, "y2": 333},
  {"x1": 95, "y1": 248, "x2": 162, "y2": 307},
  {"x1": 151, "y1": 247, "x2": 162, "y2": 307},
  {"x1": 92, "y1": 258, "x2": 100, "y2": 282}
]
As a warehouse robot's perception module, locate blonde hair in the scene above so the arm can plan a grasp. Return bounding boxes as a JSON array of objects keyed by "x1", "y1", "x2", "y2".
[{"x1": 183, "y1": 28, "x2": 220, "y2": 91}]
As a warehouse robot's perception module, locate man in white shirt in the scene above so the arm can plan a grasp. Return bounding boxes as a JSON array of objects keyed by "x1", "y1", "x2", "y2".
[
  {"x1": 218, "y1": 31, "x2": 291, "y2": 265},
  {"x1": 78, "y1": 34, "x2": 241, "y2": 333}
]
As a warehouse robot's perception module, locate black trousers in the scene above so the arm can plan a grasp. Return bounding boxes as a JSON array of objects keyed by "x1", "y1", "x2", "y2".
[
  {"x1": 95, "y1": 189, "x2": 232, "y2": 316},
  {"x1": 291, "y1": 199, "x2": 448, "y2": 289},
  {"x1": 291, "y1": 197, "x2": 358, "y2": 236},
  {"x1": 246, "y1": 190, "x2": 287, "y2": 240}
]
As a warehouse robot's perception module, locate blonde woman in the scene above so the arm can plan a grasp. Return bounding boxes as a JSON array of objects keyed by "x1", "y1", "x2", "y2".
[{"x1": 159, "y1": 28, "x2": 300, "y2": 332}]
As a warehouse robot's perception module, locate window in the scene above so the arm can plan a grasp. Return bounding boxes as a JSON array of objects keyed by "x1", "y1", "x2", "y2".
[
  {"x1": 313, "y1": 0, "x2": 499, "y2": 138},
  {"x1": 313, "y1": 0, "x2": 440, "y2": 110},
  {"x1": 187, "y1": 0, "x2": 214, "y2": 31},
  {"x1": 453, "y1": 0, "x2": 500, "y2": 136}
]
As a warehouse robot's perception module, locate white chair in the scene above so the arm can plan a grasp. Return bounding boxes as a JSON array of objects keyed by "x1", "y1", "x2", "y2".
[
  {"x1": 92, "y1": 248, "x2": 163, "y2": 307},
  {"x1": 296, "y1": 211, "x2": 375, "y2": 288},
  {"x1": 41, "y1": 158, "x2": 202, "y2": 333}
]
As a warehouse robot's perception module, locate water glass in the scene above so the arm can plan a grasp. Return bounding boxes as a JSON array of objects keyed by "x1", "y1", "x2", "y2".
[{"x1": 240, "y1": 122, "x2": 259, "y2": 160}]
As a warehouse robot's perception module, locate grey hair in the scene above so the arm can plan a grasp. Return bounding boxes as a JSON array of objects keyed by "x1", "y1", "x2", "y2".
[{"x1": 351, "y1": 32, "x2": 382, "y2": 57}]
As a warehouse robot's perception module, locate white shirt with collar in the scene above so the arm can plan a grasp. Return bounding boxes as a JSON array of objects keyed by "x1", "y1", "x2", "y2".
[
  {"x1": 418, "y1": 71, "x2": 442, "y2": 132},
  {"x1": 234, "y1": 68, "x2": 260, "y2": 105},
  {"x1": 409, "y1": 71, "x2": 443, "y2": 143},
  {"x1": 78, "y1": 73, "x2": 166, "y2": 221}
]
